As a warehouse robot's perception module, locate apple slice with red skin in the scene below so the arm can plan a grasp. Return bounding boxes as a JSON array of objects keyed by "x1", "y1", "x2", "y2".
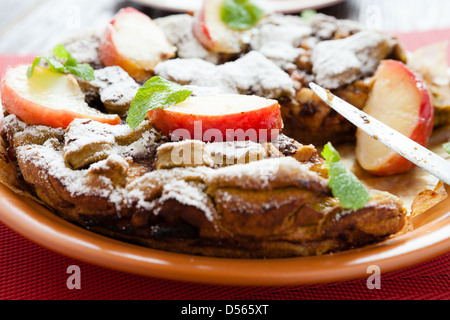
[
  {"x1": 148, "y1": 94, "x2": 283, "y2": 142},
  {"x1": 193, "y1": 0, "x2": 244, "y2": 54},
  {"x1": 1, "y1": 65, "x2": 121, "y2": 129},
  {"x1": 98, "y1": 7, "x2": 176, "y2": 82},
  {"x1": 355, "y1": 60, "x2": 434, "y2": 176}
]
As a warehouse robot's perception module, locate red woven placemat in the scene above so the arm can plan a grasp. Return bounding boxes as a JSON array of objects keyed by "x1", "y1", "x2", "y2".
[
  {"x1": 1, "y1": 222, "x2": 449, "y2": 300},
  {"x1": 1, "y1": 27, "x2": 450, "y2": 300}
]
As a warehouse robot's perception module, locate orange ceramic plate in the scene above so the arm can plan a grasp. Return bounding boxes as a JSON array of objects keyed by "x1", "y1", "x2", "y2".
[{"x1": 0, "y1": 182, "x2": 449, "y2": 286}]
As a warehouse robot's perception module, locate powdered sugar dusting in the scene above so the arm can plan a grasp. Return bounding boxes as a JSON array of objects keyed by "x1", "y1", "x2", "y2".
[
  {"x1": 91, "y1": 66, "x2": 140, "y2": 107},
  {"x1": 5, "y1": 115, "x2": 65, "y2": 143},
  {"x1": 205, "y1": 140, "x2": 268, "y2": 166},
  {"x1": 17, "y1": 144, "x2": 114, "y2": 198},
  {"x1": 311, "y1": 30, "x2": 394, "y2": 89},
  {"x1": 124, "y1": 166, "x2": 213, "y2": 213},
  {"x1": 249, "y1": 16, "x2": 311, "y2": 70},
  {"x1": 13, "y1": 119, "x2": 218, "y2": 218},
  {"x1": 155, "y1": 58, "x2": 216, "y2": 86},
  {"x1": 60, "y1": 28, "x2": 104, "y2": 68},
  {"x1": 155, "y1": 14, "x2": 221, "y2": 64},
  {"x1": 63, "y1": 119, "x2": 161, "y2": 162},
  {"x1": 155, "y1": 51, "x2": 295, "y2": 98},
  {"x1": 205, "y1": 157, "x2": 285, "y2": 189},
  {"x1": 205, "y1": 156, "x2": 329, "y2": 194},
  {"x1": 159, "y1": 180, "x2": 215, "y2": 222}
]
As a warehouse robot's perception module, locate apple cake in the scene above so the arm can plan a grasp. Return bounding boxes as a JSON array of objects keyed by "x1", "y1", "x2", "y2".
[
  {"x1": 0, "y1": 114, "x2": 407, "y2": 258},
  {"x1": 1, "y1": 5, "x2": 432, "y2": 258}
]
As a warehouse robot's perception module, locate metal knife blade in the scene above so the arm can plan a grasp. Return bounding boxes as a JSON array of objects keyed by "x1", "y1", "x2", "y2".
[{"x1": 309, "y1": 82, "x2": 450, "y2": 185}]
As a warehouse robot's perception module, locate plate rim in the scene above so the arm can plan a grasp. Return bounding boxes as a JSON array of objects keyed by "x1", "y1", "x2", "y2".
[{"x1": 1, "y1": 182, "x2": 449, "y2": 287}]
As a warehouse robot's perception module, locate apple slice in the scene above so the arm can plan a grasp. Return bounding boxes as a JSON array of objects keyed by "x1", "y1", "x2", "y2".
[
  {"x1": 148, "y1": 94, "x2": 283, "y2": 142},
  {"x1": 355, "y1": 60, "x2": 434, "y2": 176},
  {"x1": 98, "y1": 7, "x2": 176, "y2": 82},
  {"x1": 193, "y1": 0, "x2": 245, "y2": 54},
  {"x1": 0, "y1": 65, "x2": 121, "y2": 129}
]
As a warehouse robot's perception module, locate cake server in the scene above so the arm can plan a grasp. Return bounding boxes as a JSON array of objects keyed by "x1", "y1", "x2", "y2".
[{"x1": 309, "y1": 82, "x2": 450, "y2": 185}]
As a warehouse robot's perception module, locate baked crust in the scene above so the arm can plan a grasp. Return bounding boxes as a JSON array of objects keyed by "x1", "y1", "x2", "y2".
[{"x1": 0, "y1": 115, "x2": 407, "y2": 258}]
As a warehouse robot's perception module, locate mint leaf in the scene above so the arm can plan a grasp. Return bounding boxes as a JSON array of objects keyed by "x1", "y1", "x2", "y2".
[
  {"x1": 221, "y1": 0, "x2": 264, "y2": 30},
  {"x1": 27, "y1": 56, "x2": 65, "y2": 78},
  {"x1": 301, "y1": 9, "x2": 317, "y2": 21},
  {"x1": 444, "y1": 142, "x2": 450, "y2": 154},
  {"x1": 27, "y1": 44, "x2": 94, "y2": 81},
  {"x1": 65, "y1": 64, "x2": 95, "y2": 81},
  {"x1": 52, "y1": 44, "x2": 77, "y2": 67},
  {"x1": 126, "y1": 76, "x2": 193, "y2": 129},
  {"x1": 322, "y1": 142, "x2": 370, "y2": 210},
  {"x1": 321, "y1": 142, "x2": 340, "y2": 166}
]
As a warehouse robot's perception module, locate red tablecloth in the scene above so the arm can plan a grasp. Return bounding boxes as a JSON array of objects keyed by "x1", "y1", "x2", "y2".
[
  {"x1": 1, "y1": 27, "x2": 450, "y2": 301},
  {"x1": 1, "y1": 222, "x2": 449, "y2": 300}
]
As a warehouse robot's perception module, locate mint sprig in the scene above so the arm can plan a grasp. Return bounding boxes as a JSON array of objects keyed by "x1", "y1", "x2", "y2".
[
  {"x1": 443, "y1": 142, "x2": 450, "y2": 154},
  {"x1": 126, "y1": 76, "x2": 193, "y2": 129},
  {"x1": 27, "y1": 44, "x2": 94, "y2": 81},
  {"x1": 301, "y1": 9, "x2": 317, "y2": 21},
  {"x1": 322, "y1": 142, "x2": 370, "y2": 210},
  {"x1": 221, "y1": 0, "x2": 264, "y2": 30}
]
